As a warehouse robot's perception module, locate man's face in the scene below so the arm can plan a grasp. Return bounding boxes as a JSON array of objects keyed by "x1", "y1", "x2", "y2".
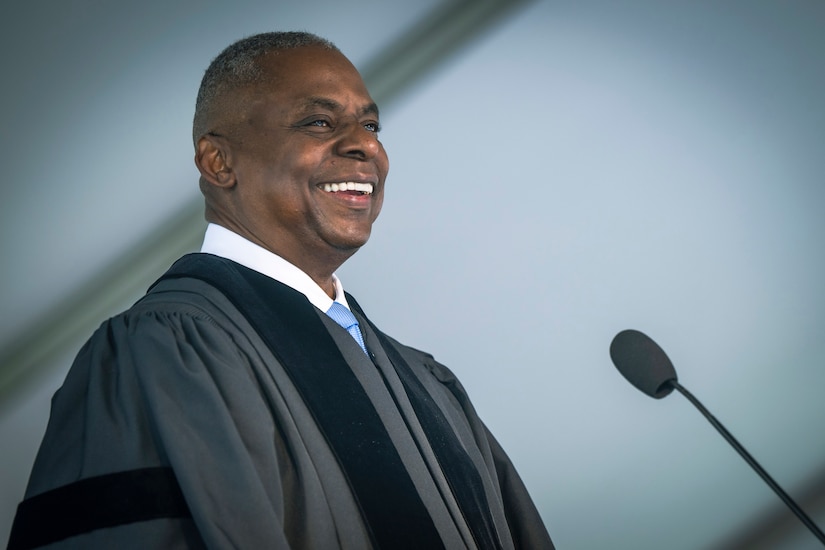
[{"x1": 218, "y1": 46, "x2": 389, "y2": 271}]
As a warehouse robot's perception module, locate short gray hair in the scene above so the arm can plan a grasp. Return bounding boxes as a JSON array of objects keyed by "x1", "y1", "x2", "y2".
[{"x1": 193, "y1": 31, "x2": 339, "y2": 142}]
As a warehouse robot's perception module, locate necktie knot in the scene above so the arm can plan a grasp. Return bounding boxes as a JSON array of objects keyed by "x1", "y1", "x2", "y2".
[{"x1": 326, "y1": 302, "x2": 368, "y2": 354}]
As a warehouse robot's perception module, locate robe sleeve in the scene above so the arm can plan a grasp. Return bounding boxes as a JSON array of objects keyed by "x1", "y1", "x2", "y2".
[
  {"x1": 21, "y1": 303, "x2": 294, "y2": 549},
  {"x1": 484, "y1": 427, "x2": 556, "y2": 550},
  {"x1": 414, "y1": 352, "x2": 556, "y2": 550}
]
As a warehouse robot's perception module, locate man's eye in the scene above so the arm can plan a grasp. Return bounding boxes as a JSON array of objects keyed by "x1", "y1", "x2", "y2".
[
  {"x1": 364, "y1": 122, "x2": 381, "y2": 133},
  {"x1": 308, "y1": 119, "x2": 330, "y2": 128}
]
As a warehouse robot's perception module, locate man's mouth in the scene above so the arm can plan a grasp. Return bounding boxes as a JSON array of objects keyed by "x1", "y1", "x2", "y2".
[{"x1": 320, "y1": 182, "x2": 374, "y2": 195}]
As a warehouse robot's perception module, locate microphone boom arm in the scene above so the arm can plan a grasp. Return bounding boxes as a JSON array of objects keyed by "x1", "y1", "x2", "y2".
[{"x1": 668, "y1": 380, "x2": 825, "y2": 545}]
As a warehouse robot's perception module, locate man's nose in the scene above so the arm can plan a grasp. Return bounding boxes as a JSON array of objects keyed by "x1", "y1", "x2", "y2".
[{"x1": 335, "y1": 121, "x2": 381, "y2": 160}]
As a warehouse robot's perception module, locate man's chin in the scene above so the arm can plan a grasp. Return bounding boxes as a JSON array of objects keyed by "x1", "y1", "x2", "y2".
[
  {"x1": 333, "y1": 238, "x2": 368, "y2": 255},
  {"x1": 328, "y1": 232, "x2": 371, "y2": 256}
]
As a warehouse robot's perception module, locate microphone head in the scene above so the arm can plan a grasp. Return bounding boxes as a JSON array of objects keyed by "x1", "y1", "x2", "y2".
[{"x1": 610, "y1": 329, "x2": 678, "y2": 399}]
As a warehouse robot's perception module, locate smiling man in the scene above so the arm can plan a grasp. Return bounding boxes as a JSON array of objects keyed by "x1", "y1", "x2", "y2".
[
  {"x1": 10, "y1": 32, "x2": 554, "y2": 549},
  {"x1": 194, "y1": 38, "x2": 388, "y2": 295}
]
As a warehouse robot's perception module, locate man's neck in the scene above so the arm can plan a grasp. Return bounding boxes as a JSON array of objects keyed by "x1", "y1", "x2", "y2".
[{"x1": 199, "y1": 223, "x2": 351, "y2": 311}]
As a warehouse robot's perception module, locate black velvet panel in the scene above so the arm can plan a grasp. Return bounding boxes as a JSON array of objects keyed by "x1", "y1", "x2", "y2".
[{"x1": 9, "y1": 467, "x2": 190, "y2": 550}]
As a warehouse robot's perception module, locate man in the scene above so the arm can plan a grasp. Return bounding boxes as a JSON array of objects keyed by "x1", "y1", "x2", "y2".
[{"x1": 9, "y1": 32, "x2": 553, "y2": 549}]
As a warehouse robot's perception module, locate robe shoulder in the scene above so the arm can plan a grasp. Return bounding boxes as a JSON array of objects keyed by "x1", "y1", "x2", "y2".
[{"x1": 21, "y1": 277, "x2": 357, "y2": 548}]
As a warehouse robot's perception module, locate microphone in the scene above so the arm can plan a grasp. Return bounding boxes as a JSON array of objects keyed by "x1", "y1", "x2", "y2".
[{"x1": 609, "y1": 329, "x2": 825, "y2": 545}]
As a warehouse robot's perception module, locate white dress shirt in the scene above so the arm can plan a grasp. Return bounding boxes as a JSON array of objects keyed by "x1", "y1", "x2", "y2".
[{"x1": 199, "y1": 223, "x2": 351, "y2": 313}]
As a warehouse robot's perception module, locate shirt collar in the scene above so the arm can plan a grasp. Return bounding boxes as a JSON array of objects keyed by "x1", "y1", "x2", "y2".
[{"x1": 199, "y1": 223, "x2": 349, "y2": 313}]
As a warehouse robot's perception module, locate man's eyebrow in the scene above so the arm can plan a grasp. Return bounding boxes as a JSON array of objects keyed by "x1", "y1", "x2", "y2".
[
  {"x1": 299, "y1": 96, "x2": 380, "y2": 118},
  {"x1": 360, "y1": 102, "x2": 380, "y2": 118}
]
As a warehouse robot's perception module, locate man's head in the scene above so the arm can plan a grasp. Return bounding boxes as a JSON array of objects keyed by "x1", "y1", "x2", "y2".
[{"x1": 193, "y1": 32, "x2": 389, "y2": 290}]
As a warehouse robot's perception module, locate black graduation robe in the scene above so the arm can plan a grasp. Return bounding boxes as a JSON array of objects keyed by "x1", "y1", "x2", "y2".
[{"x1": 10, "y1": 254, "x2": 553, "y2": 549}]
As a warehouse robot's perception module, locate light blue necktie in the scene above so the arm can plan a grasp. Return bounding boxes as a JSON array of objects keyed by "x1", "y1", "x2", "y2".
[{"x1": 326, "y1": 302, "x2": 368, "y2": 355}]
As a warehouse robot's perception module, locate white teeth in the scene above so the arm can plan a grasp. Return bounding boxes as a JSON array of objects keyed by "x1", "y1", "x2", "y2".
[{"x1": 321, "y1": 182, "x2": 374, "y2": 194}]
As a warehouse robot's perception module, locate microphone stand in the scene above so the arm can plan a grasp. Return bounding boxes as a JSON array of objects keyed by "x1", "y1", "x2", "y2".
[{"x1": 668, "y1": 380, "x2": 825, "y2": 545}]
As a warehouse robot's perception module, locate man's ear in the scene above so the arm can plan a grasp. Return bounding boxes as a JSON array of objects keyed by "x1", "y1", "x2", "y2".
[{"x1": 195, "y1": 134, "x2": 235, "y2": 188}]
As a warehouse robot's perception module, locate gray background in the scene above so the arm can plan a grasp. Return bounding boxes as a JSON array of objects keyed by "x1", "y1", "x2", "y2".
[{"x1": 2, "y1": 1, "x2": 824, "y2": 548}]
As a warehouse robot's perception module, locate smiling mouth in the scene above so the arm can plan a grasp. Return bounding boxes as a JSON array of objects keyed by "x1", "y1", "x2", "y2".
[{"x1": 320, "y1": 182, "x2": 374, "y2": 195}]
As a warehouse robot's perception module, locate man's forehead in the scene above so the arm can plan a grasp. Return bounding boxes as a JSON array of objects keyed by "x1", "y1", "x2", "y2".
[
  {"x1": 216, "y1": 47, "x2": 378, "y2": 122},
  {"x1": 257, "y1": 46, "x2": 354, "y2": 79}
]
